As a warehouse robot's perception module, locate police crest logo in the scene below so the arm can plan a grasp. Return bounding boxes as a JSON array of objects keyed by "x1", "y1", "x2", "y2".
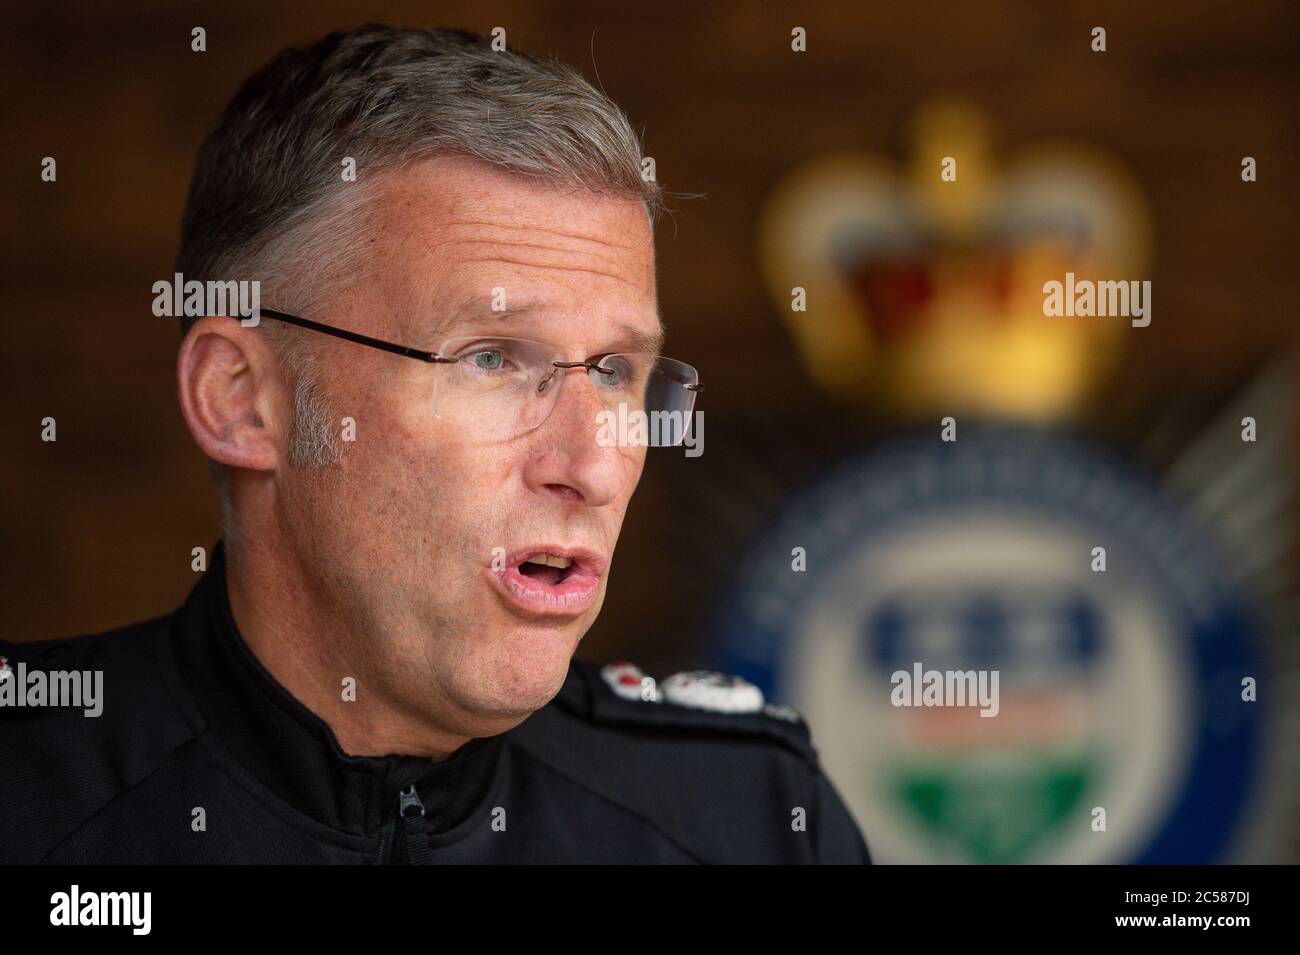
[
  {"x1": 708, "y1": 97, "x2": 1296, "y2": 865},
  {"x1": 713, "y1": 426, "x2": 1271, "y2": 863}
]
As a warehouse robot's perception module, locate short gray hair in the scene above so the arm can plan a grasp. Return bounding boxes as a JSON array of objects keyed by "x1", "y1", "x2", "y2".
[{"x1": 176, "y1": 25, "x2": 662, "y2": 499}]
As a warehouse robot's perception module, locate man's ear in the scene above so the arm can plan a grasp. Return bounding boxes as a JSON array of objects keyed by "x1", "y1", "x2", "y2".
[{"x1": 177, "y1": 315, "x2": 285, "y2": 474}]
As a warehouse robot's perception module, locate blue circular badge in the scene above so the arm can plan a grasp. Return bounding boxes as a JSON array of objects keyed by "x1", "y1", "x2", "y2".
[{"x1": 711, "y1": 425, "x2": 1266, "y2": 863}]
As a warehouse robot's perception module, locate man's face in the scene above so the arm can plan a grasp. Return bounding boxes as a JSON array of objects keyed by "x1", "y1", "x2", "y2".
[{"x1": 278, "y1": 156, "x2": 658, "y2": 736}]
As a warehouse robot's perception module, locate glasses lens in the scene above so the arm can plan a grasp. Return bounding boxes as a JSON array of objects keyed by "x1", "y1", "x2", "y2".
[
  {"x1": 433, "y1": 337, "x2": 557, "y2": 437},
  {"x1": 594, "y1": 355, "x2": 699, "y2": 446},
  {"x1": 433, "y1": 338, "x2": 699, "y2": 445}
]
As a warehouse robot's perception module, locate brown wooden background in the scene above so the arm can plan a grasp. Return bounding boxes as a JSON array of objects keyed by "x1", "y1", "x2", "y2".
[{"x1": 2, "y1": 0, "x2": 1296, "y2": 672}]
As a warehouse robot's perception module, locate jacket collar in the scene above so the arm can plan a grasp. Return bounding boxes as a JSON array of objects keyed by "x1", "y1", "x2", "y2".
[{"x1": 168, "y1": 538, "x2": 507, "y2": 836}]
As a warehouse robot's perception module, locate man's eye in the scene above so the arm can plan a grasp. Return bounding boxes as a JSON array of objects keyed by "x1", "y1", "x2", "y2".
[
  {"x1": 471, "y1": 349, "x2": 505, "y2": 370},
  {"x1": 595, "y1": 358, "x2": 635, "y2": 387}
]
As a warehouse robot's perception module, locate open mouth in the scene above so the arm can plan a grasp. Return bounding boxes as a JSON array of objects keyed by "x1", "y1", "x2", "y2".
[
  {"x1": 490, "y1": 546, "x2": 606, "y2": 617},
  {"x1": 516, "y1": 553, "x2": 577, "y2": 587}
]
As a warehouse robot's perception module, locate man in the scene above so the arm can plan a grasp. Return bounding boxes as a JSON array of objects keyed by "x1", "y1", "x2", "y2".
[{"x1": 0, "y1": 25, "x2": 869, "y2": 863}]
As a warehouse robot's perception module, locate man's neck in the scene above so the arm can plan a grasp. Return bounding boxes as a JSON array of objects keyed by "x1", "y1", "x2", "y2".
[{"x1": 223, "y1": 534, "x2": 472, "y2": 762}]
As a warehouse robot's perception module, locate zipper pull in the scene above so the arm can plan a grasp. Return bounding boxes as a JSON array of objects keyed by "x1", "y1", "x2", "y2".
[{"x1": 398, "y1": 784, "x2": 434, "y2": 865}]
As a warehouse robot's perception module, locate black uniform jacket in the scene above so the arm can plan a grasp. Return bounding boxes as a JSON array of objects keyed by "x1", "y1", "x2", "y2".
[{"x1": 0, "y1": 543, "x2": 870, "y2": 864}]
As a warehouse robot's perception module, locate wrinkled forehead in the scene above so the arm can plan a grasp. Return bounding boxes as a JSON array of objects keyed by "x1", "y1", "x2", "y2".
[{"x1": 358, "y1": 157, "x2": 658, "y2": 346}]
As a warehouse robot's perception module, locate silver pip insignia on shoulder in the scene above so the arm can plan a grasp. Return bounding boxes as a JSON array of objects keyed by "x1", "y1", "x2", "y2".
[{"x1": 662, "y1": 670, "x2": 765, "y2": 714}]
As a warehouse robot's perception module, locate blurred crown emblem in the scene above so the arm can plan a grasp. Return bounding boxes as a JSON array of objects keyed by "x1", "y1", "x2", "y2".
[{"x1": 759, "y1": 98, "x2": 1152, "y2": 420}]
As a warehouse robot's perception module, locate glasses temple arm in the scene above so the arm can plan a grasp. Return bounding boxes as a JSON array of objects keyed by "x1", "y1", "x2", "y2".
[{"x1": 253, "y1": 309, "x2": 456, "y2": 364}]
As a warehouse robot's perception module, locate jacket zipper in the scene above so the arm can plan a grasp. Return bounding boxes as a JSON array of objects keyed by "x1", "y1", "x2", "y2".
[{"x1": 397, "y1": 784, "x2": 434, "y2": 864}]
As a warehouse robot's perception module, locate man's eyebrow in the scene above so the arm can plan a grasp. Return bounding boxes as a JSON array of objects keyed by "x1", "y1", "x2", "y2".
[
  {"x1": 434, "y1": 296, "x2": 666, "y2": 355},
  {"x1": 620, "y1": 323, "x2": 665, "y2": 356}
]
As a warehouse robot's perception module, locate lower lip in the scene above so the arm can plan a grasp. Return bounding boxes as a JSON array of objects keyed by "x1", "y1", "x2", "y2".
[{"x1": 489, "y1": 564, "x2": 601, "y2": 618}]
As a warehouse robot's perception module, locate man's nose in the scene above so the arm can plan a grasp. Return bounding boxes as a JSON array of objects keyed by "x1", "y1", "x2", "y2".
[{"x1": 521, "y1": 366, "x2": 630, "y2": 506}]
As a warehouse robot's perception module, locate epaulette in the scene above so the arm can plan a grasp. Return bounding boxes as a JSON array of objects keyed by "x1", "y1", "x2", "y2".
[
  {"x1": 0, "y1": 636, "x2": 86, "y2": 722},
  {"x1": 0, "y1": 635, "x2": 84, "y2": 670},
  {"x1": 555, "y1": 659, "x2": 819, "y2": 765}
]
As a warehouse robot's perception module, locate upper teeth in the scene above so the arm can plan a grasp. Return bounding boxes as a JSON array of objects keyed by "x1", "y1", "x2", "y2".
[{"x1": 527, "y1": 553, "x2": 573, "y2": 569}]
